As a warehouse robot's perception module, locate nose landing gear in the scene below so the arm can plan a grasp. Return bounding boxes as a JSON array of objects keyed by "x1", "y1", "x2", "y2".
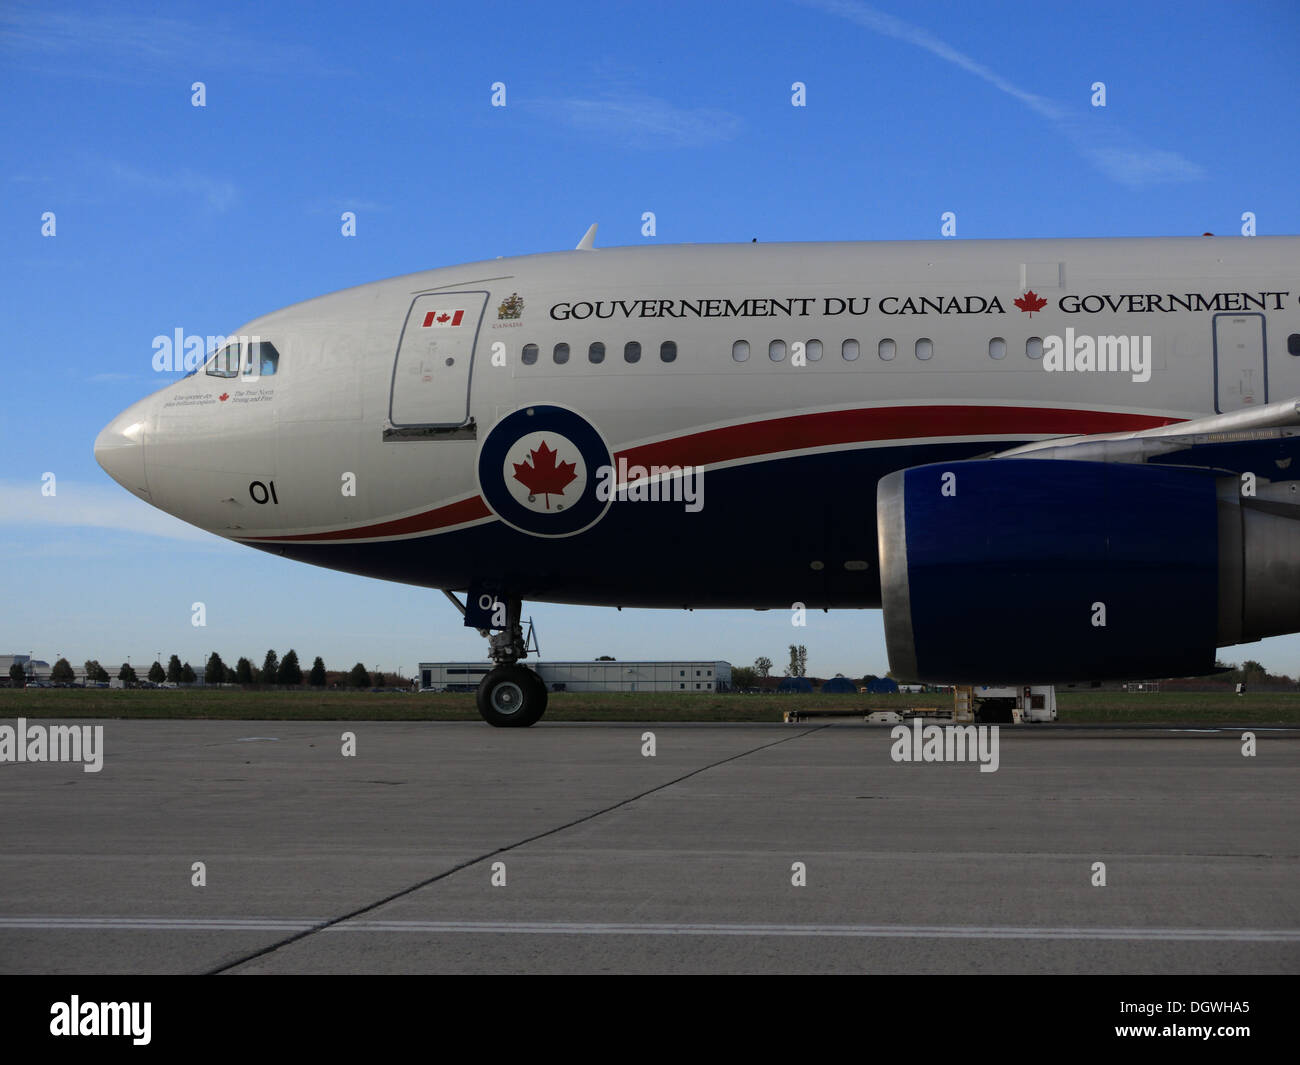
[{"x1": 445, "y1": 590, "x2": 548, "y2": 727}]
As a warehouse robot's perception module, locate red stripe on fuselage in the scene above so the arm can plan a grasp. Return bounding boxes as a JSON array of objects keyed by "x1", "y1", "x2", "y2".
[
  {"x1": 248, "y1": 493, "x2": 492, "y2": 543},
  {"x1": 616, "y1": 405, "x2": 1174, "y2": 471},
  {"x1": 241, "y1": 405, "x2": 1178, "y2": 543}
]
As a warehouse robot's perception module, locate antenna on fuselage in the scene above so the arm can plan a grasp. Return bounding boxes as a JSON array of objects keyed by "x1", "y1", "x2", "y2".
[{"x1": 575, "y1": 223, "x2": 598, "y2": 251}]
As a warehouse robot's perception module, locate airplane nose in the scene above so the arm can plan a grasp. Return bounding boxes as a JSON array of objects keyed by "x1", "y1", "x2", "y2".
[{"x1": 94, "y1": 405, "x2": 150, "y2": 497}]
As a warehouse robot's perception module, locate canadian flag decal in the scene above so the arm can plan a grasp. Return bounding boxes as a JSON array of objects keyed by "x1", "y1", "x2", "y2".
[{"x1": 422, "y1": 309, "x2": 465, "y2": 328}]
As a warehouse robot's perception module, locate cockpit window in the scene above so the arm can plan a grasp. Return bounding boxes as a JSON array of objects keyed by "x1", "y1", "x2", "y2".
[
  {"x1": 205, "y1": 342, "x2": 242, "y2": 378},
  {"x1": 249, "y1": 341, "x2": 279, "y2": 376},
  {"x1": 205, "y1": 339, "x2": 280, "y2": 379}
]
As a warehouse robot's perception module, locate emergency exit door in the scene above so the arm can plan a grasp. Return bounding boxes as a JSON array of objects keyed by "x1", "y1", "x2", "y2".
[
  {"x1": 1213, "y1": 312, "x2": 1267, "y2": 413},
  {"x1": 389, "y1": 291, "x2": 488, "y2": 427}
]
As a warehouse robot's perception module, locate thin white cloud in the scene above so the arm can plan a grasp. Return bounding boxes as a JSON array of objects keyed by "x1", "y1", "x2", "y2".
[
  {"x1": 0, "y1": 480, "x2": 219, "y2": 543},
  {"x1": 801, "y1": 0, "x2": 1206, "y2": 187},
  {"x1": 304, "y1": 196, "x2": 390, "y2": 216},
  {"x1": 0, "y1": 537, "x2": 146, "y2": 561},
  {"x1": 1074, "y1": 142, "x2": 1206, "y2": 186},
  {"x1": 106, "y1": 159, "x2": 237, "y2": 212},
  {"x1": 0, "y1": 6, "x2": 331, "y2": 79},
  {"x1": 0, "y1": 7, "x2": 192, "y2": 62},
  {"x1": 530, "y1": 93, "x2": 743, "y2": 148}
]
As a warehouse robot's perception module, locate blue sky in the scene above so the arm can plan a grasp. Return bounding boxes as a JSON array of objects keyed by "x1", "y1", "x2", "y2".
[{"x1": 2, "y1": 0, "x2": 1299, "y2": 680}]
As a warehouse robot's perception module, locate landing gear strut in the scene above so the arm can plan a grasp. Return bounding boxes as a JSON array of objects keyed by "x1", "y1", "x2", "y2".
[{"x1": 445, "y1": 590, "x2": 547, "y2": 727}]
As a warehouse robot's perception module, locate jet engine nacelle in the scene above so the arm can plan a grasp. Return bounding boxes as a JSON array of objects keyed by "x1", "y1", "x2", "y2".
[{"x1": 876, "y1": 458, "x2": 1300, "y2": 683}]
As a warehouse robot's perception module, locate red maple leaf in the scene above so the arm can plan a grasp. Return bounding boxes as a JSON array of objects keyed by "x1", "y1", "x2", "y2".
[
  {"x1": 1014, "y1": 290, "x2": 1047, "y2": 316},
  {"x1": 218, "y1": 393, "x2": 229, "y2": 402},
  {"x1": 512, "y1": 440, "x2": 577, "y2": 509},
  {"x1": 436, "y1": 312, "x2": 450, "y2": 323}
]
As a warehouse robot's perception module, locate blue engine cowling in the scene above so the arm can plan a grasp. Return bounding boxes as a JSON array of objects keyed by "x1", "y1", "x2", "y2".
[{"x1": 876, "y1": 458, "x2": 1300, "y2": 683}]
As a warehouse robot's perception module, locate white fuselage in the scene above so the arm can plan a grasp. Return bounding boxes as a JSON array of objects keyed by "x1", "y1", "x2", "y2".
[{"x1": 96, "y1": 236, "x2": 1300, "y2": 608}]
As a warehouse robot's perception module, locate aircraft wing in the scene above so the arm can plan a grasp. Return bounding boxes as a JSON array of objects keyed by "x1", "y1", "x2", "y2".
[{"x1": 990, "y1": 395, "x2": 1300, "y2": 472}]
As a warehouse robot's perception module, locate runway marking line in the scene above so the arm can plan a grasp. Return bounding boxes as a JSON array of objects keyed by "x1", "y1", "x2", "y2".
[
  {"x1": 199, "y1": 725, "x2": 830, "y2": 974},
  {"x1": 2, "y1": 917, "x2": 1297, "y2": 941}
]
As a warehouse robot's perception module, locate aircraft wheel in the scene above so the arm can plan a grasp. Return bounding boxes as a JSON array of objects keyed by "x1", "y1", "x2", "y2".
[{"x1": 477, "y1": 665, "x2": 548, "y2": 727}]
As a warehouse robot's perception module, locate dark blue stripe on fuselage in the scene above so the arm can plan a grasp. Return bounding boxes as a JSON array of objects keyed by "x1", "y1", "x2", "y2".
[{"x1": 250, "y1": 440, "x2": 1025, "y2": 607}]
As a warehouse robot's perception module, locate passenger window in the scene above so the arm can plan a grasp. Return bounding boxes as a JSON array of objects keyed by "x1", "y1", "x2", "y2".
[
  {"x1": 624, "y1": 341, "x2": 641, "y2": 363},
  {"x1": 589, "y1": 342, "x2": 605, "y2": 364},
  {"x1": 522, "y1": 343, "x2": 538, "y2": 365},
  {"x1": 989, "y1": 337, "x2": 1006, "y2": 359},
  {"x1": 915, "y1": 338, "x2": 933, "y2": 360},
  {"x1": 249, "y1": 340, "x2": 279, "y2": 376},
  {"x1": 1289, "y1": 333, "x2": 1300, "y2": 356},
  {"x1": 554, "y1": 342, "x2": 570, "y2": 365},
  {"x1": 1026, "y1": 336, "x2": 1044, "y2": 359},
  {"x1": 842, "y1": 339, "x2": 860, "y2": 361},
  {"x1": 878, "y1": 338, "x2": 896, "y2": 361},
  {"x1": 205, "y1": 342, "x2": 241, "y2": 378},
  {"x1": 660, "y1": 341, "x2": 677, "y2": 363},
  {"x1": 769, "y1": 340, "x2": 787, "y2": 361},
  {"x1": 732, "y1": 340, "x2": 750, "y2": 362},
  {"x1": 805, "y1": 339, "x2": 822, "y2": 361}
]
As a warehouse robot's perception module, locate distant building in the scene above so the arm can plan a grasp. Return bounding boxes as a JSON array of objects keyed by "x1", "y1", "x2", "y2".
[
  {"x1": 821, "y1": 676, "x2": 857, "y2": 694},
  {"x1": 0, "y1": 655, "x2": 50, "y2": 684},
  {"x1": 1, "y1": 655, "x2": 31, "y2": 684},
  {"x1": 776, "y1": 676, "x2": 813, "y2": 693},
  {"x1": 418, "y1": 660, "x2": 731, "y2": 693},
  {"x1": 864, "y1": 677, "x2": 899, "y2": 694}
]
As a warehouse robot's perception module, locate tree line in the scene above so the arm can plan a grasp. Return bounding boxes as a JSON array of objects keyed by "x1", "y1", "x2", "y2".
[
  {"x1": 731, "y1": 646, "x2": 808, "y2": 689},
  {"x1": 15, "y1": 652, "x2": 400, "y2": 690}
]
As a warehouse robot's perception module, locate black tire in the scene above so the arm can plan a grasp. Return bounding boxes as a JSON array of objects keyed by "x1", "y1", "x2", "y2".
[
  {"x1": 524, "y1": 668, "x2": 550, "y2": 713},
  {"x1": 476, "y1": 664, "x2": 548, "y2": 727}
]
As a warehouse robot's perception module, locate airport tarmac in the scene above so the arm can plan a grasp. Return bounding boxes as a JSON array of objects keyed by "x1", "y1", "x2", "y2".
[{"x1": 0, "y1": 720, "x2": 1297, "y2": 974}]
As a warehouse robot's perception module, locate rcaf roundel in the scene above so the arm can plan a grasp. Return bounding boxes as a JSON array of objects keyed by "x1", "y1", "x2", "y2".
[{"x1": 477, "y1": 405, "x2": 612, "y2": 536}]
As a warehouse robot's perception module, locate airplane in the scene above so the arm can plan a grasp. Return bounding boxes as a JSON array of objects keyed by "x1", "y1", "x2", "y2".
[{"x1": 96, "y1": 227, "x2": 1300, "y2": 726}]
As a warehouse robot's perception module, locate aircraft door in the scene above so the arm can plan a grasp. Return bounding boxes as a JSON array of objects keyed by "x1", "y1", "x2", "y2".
[
  {"x1": 1213, "y1": 312, "x2": 1267, "y2": 412},
  {"x1": 389, "y1": 291, "x2": 488, "y2": 428}
]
